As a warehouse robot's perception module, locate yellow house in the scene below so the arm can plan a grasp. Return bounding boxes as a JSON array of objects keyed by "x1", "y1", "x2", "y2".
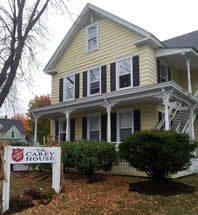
[{"x1": 31, "y1": 4, "x2": 198, "y2": 176}]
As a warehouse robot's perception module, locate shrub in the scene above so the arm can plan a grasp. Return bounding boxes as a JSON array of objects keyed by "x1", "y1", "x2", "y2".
[
  {"x1": 119, "y1": 129, "x2": 197, "y2": 181},
  {"x1": 61, "y1": 140, "x2": 118, "y2": 175}
]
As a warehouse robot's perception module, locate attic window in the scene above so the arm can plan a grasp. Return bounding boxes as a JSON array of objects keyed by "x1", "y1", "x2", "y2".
[
  {"x1": 86, "y1": 23, "x2": 98, "y2": 52},
  {"x1": 11, "y1": 131, "x2": 14, "y2": 138}
]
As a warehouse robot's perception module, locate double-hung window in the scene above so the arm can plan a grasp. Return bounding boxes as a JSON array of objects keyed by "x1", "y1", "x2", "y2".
[
  {"x1": 86, "y1": 23, "x2": 98, "y2": 52},
  {"x1": 117, "y1": 110, "x2": 133, "y2": 142},
  {"x1": 88, "y1": 66, "x2": 101, "y2": 95},
  {"x1": 59, "y1": 120, "x2": 66, "y2": 142},
  {"x1": 64, "y1": 74, "x2": 75, "y2": 101},
  {"x1": 159, "y1": 61, "x2": 168, "y2": 82},
  {"x1": 88, "y1": 114, "x2": 101, "y2": 140},
  {"x1": 117, "y1": 57, "x2": 133, "y2": 90}
]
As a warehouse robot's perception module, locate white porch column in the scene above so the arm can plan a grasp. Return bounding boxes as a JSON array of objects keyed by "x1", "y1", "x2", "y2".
[
  {"x1": 162, "y1": 90, "x2": 171, "y2": 130},
  {"x1": 65, "y1": 110, "x2": 71, "y2": 141},
  {"x1": 186, "y1": 57, "x2": 192, "y2": 94},
  {"x1": 189, "y1": 106, "x2": 195, "y2": 140},
  {"x1": 106, "y1": 104, "x2": 112, "y2": 143},
  {"x1": 33, "y1": 115, "x2": 40, "y2": 146},
  {"x1": 52, "y1": 119, "x2": 56, "y2": 140}
]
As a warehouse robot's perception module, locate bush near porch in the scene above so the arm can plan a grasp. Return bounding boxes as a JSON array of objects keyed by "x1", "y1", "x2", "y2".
[
  {"x1": 119, "y1": 129, "x2": 197, "y2": 181},
  {"x1": 61, "y1": 140, "x2": 118, "y2": 176}
]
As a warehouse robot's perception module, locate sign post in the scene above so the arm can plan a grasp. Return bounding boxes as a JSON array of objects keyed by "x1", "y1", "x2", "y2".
[{"x1": 2, "y1": 146, "x2": 61, "y2": 213}]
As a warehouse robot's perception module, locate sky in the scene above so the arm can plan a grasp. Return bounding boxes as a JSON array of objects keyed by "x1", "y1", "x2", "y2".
[{"x1": 2, "y1": 0, "x2": 198, "y2": 117}]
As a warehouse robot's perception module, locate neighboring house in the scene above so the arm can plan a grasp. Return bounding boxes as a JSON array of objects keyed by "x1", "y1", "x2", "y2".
[
  {"x1": 0, "y1": 118, "x2": 26, "y2": 143},
  {"x1": 31, "y1": 4, "x2": 198, "y2": 176}
]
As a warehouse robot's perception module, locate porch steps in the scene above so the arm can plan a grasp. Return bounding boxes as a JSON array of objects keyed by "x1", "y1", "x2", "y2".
[{"x1": 171, "y1": 110, "x2": 189, "y2": 133}]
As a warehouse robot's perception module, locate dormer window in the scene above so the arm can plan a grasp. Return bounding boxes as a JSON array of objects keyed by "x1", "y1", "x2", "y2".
[
  {"x1": 86, "y1": 23, "x2": 98, "y2": 52},
  {"x1": 11, "y1": 131, "x2": 14, "y2": 138}
]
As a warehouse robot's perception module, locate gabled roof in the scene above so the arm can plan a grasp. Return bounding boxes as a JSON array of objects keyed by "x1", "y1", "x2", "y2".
[
  {"x1": 163, "y1": 30, "x2": 198, "y2": 51},
  {"x1": 0, "y1": 119, "x2": 25, "y2": 135},
  {"x1": 44, "y1": 3, "x2": 165, "y2": 74}
]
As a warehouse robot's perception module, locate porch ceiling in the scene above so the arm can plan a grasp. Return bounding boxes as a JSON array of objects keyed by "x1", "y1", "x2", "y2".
[
  {"x1": 30, "y1": 81, "x2": 198, "y2": 118},
  {"x1": 156, "y1": 48, "x2": 198, "y2": 72}
]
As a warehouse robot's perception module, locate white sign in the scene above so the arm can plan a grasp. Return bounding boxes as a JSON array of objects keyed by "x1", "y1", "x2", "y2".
[
  {"x1": 10, "y1": 147, "x2": 56, "y2": 164},
  {"x1": 2, "y1": 146, "x2": 61, "y2": 214}
]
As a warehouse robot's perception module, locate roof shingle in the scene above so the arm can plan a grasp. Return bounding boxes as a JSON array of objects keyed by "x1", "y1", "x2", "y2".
[
  {"x1": 163, "y1": 30, "x2": 198, "y2": 51},
  {"x1": 0, "y1": 119, "x2": 25, "y2": 135}
]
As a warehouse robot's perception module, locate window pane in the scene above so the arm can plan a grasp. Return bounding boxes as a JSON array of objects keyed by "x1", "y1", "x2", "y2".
[
  {"x1": 90, "y1": 116, "x2": 99, "y2": 131},
  {"x1": 119, "y1": 74, "x2": 131, "y2": 88},
  {"x1": 65, "y1": 75, "x2": 74, "y2": 88},
  {"x1": 88, "y1": 25, "x2": 97, "y2": 39},
  {"x1": 90, "y1": 81, "x2": 100, "y2": 94},
  {"x1": 120, "y1": 112, "x2": 131, "y2": 128},
  {"x1": 90, "y1": 131, "x2": 100, "y2": 140},
  {"x1": 60, "y1": 133, "x2": 66, "y2": 142},
  {"x1": 60, "y1": 120, "x2": 66, "y2": 132},
  {"x1": 120, "y1": 128, "x2": 132, "y2": 141},
  {"x1": 119, "y1": 59, "x2": 131, "y2": 75},
  {"x1": 66, "y1": 88, "x2": 74, "y2": 99},
  {"x1": 88, "y1": 38, "x2": 97, "y2": 51},
  {"x1": 90, "y1": 68, "x2": 99, "y2": 82},
  {"x1": 65, "y1": 75, "x2": 75, "y2": 100},
  {"x1": 160, "y1": 63, "x2": 168, "y2": 82}
]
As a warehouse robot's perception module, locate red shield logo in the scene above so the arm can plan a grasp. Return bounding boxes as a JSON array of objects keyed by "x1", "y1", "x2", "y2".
[{"x1": 12, "y1": 148, "x2": 24, "y2": 162}]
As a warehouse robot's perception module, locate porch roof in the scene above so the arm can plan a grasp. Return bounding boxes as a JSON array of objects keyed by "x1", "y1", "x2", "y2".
[
  {"x1": 156, "y1": 48, "x2": 198, "y2": 71},
  {"x1": 30, "y1": 81, "x2": 198, "y2": 118}
]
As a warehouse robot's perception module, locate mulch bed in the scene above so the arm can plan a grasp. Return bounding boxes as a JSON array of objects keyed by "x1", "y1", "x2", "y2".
[{"x1": 2, "y1": 171, "x2": 198, "y2": 215}]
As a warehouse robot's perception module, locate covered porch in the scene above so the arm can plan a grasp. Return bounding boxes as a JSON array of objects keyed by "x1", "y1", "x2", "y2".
[{"x1": 31, "y1": 81, "x2": 198, "y2": 147}]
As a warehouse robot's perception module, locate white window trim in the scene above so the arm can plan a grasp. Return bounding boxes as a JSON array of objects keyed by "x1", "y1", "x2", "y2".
[
  {"x1": 86, "y1": 22, "x2": 99, "y2": 53},
  {"x1": 116, "y1": 109, "x2": 134, "y2": 143},
  {"x1": 116, "y1": 56, "x2": 133, "y2": 91},
  {"x1": 159, "y1": 60, "x2": 169, "y2": 82},
  {"x1": 87, "y1": 113, "x2": 101, "y2": 140},
  {"x1": 63, "y1": 73, "x2": 75, "y2": 102},
  {"x1": 87, "y1": 65, "x2": 101, "y2": 97}
]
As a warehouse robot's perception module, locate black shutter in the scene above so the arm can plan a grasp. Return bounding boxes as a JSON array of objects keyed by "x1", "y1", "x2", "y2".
[
  {"x1": 158, "y1": 112, "x2": 162, "y2": 122},
  {"x1": 110, "y1": 63, "x2": 116, "y2": 91},
  {"x1": 75, "y1": 73, "x2": 80, "y2": 99},
  {"x1": 101, "y1": 65, "x2": 107, "y2": 93},
  {"x1": 82, "y1": 117, "x2": 87, "y2": 139},
  {"x1": 168, "y1": 67, "x2": 171, "y2": 81},
  {"x1": 70, "y1": 119, "x2": 75, "y2": 141},
  {"x1": 59, "y1": 78, "x2": 63, "y2": 102},
  {"x1": 134, "y1": 110, "x2": 141, "y2": 132},
  {"x1": 101, "y1": 114, "x2": 107, "y2": 141},
  {"x1": 157, "y1": 59, "x2": 161, "y2": 83},
  {"x1": 83, "y1": 71, "x2": 87, "y2": 97},
  {"x1": 55, "y1": 120, "x2": 59, "y2": 140},
  {"x1": 111, "y1": 112, "x2": 117, "y2": 142},
  {"x1": 133, "y1": 56, "x2": 140, "y2": 86}
]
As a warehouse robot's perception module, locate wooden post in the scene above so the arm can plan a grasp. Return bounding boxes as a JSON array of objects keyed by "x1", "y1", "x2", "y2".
[
  {"x1": 2, "y1": 146, "x2": 10, "y2": 213},
  {"x1": 65, "y1": 111, "x2": 71, "y2": 141},
  {"x1": 162, "y1": 89, "x2": 171, "y2": 130},
  {"x1": 106, "y1": 104, "x2": 112, "y2": 143},
  {"x1": 186, "y1": 58, "x2": 192, "y2": 94}
]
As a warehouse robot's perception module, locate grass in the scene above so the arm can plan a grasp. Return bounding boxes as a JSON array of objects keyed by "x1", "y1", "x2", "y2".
[{"x1": 3, "y1": 171, "x2": 198, "y2": 215}]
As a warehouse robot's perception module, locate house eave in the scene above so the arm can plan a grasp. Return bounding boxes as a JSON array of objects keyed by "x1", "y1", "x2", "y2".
[
  {"x1": 134, "y1": 37, "x2": 164, "y2": 49},
  {"x1": 156, "y1": 48, "x2": 198, "y2": 58}
]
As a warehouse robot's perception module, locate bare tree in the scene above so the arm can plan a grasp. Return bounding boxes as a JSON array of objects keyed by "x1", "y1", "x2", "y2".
[{"x1": 0, "y1": 0, "x2": 70, "y2": 108}]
